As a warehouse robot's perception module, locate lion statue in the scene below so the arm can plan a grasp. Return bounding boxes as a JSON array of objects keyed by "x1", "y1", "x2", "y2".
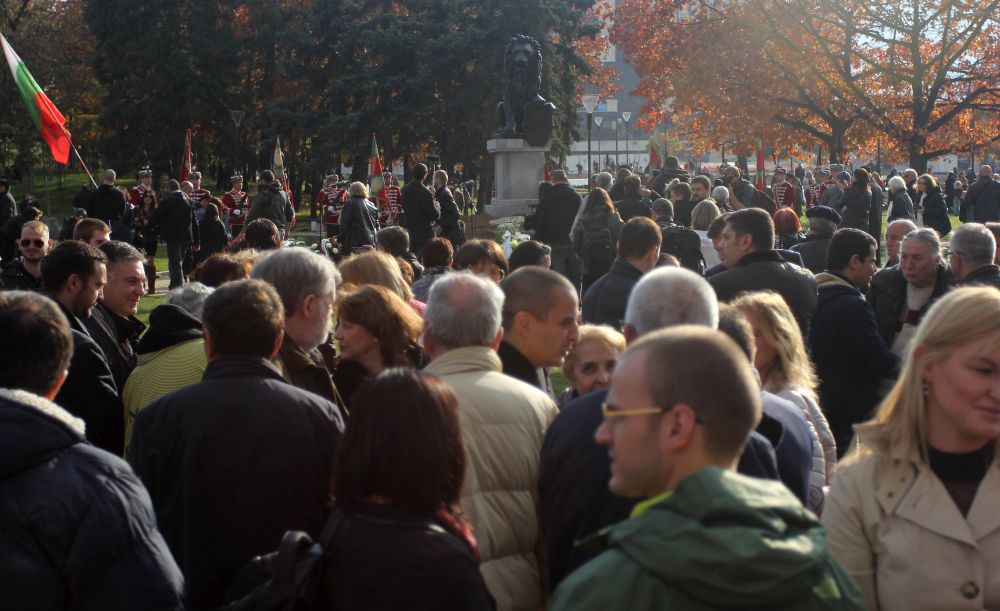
[{"x1": 497, "y1": 34, "x2": 545, "y2": 135}]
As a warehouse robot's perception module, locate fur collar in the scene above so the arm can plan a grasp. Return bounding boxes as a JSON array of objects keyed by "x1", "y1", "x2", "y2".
[{"x1": 0, "y1": 388, "x2": 85, "y2": 436}]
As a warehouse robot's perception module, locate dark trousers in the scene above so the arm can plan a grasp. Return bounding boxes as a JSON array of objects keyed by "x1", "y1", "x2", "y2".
[
  {"x1": 166, "y1": 240, "x2": 189, "y2": 289},
  {"x1": 550, "y1": 244, "x2": 581, "y2": 293}
]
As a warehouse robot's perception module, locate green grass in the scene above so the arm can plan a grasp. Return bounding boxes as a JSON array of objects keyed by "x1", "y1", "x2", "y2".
[{"x1": 136, "y1": 292, "x2": 166, "y2": 327}]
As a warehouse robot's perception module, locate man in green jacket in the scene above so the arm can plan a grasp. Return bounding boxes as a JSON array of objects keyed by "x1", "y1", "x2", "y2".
[{"x1": 550, "y1": 327, "x2": 867, "y2": 611}]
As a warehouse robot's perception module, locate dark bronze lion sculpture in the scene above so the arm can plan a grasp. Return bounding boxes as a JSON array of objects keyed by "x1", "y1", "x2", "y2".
[{"x1": 497, "y1": 35, "x2": 545, "y2": 135}]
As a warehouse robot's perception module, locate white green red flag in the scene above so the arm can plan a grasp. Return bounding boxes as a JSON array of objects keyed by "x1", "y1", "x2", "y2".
[
  {"x1": 368, "y1": 133, "x2": 387, "y2": 203},
  {"x1": 1, "y1": 33, "x2": 71, "y2": 164}
]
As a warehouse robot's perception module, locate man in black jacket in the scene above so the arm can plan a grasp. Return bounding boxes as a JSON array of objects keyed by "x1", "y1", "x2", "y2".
[
  {"x1": 614, "y1": 175, "x2": 652, "y2": 221},
  {"x1": 866, "y1": 228, "x2": 954, "y2": 354},
  {"x1": 130, "y1": 279, "x2": 344, "y2": 610},
  {"x1": 87, "y1": 169, "x2": 127, "y2": 232},
  {"x1": 433, "y1": 169, "x2": 466, "y2": 249},
  {"x1": 950, "y1": 222, "x2": 1000, "y2": 289},
  {"x1": 709, "y1": 208, "x2": 817, "y2": 335},
  {"x1": 246, "y1": 170, "x2": 295, "y2": 240},
  {"x1": 582, "y1": 217, "x2": 660, "y2": 328},
  {"x1": 85, "y1": 241, "x2": 147, "y2": 392},
  {"x1": 960, "y1": 165, "x2": 1000, "y2": 222},
  {"x1": 499, "y1": 267, "x2": 580, "y2": 397},
  {"x1": 401, "y1": 163, "x2": 440, "y2": 257},
  {"x1": 533, "y1": 169, "x2": 582, "y2": 288},
  {"x1": 0, "y1": 291, "x2": 183, "y2": 609},
  {"x1": 649, "y1": 155, "x2": 690, "y2": 196},
  {"x1": 41, "y1": 241, "x2": 125, "y2": 455},
  {"x1": 790, "y1": 205, "x2": 840, "y2": 274},
  {"x1": 151, "y1": 179, "x2": 200, "y2": 289},
  {"x1": 810, "y1": 229, "x2": 898, "y2": 456}
]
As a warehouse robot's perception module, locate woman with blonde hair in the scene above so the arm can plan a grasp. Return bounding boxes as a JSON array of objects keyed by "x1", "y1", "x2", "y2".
[
  {"x1": 339, "y1": 250, "x2": 425, "y2": 314},
  {"x1": 731, "y1": 291, "x2": 836, "y2": 512},
  {"x1": 822, "y1": 287, "x2": 1000, "y2": 611},
  {"x1": 558, "y1": 324, "x2": 626, "y2": 407},
  {"x1": 338, "y1": 181, "x2": 380, "y2": 250},
  {"x1": 333, "y1": 285, "x2": 425, "y2": 411}
]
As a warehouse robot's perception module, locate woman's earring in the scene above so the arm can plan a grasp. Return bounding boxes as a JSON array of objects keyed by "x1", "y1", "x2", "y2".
[{"x1": 922, "y1": 381, "x2": 929, "y2": 398}]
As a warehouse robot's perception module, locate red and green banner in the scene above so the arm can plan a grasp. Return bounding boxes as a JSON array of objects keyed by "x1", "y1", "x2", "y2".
[
  {"x1": 368, "y1": 133, "x2": 387, "y2": 203},
  {"x1": 1, "y1": 33, "x2": 71, "y2": 164}
]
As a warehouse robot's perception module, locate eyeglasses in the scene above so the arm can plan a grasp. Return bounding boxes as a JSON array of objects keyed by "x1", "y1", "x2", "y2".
[
  {"x1": 601, "y1": 401, "x2": 705, "y2": 423},
  {"x1": 19, "y1": 239, "x2": 45, "y2": 248},
  {"x1": 601, "y1": 402, "x2": 667, "y2": 419}
]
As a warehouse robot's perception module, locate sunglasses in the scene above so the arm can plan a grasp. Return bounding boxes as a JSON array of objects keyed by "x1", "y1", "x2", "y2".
[{"x1": 19, "y1": 239, "x2": 45, "y2": 248}]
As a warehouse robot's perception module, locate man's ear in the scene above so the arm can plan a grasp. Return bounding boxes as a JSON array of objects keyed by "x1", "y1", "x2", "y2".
[
  {"x1": 490, "y1": 327, "x2": 504, "y2": 350},
  {"x1": 513, "y1": 310, "x2": 534, "y2": 336},
  {"x1": 44, "y1": 369, "x2": 69, "y2": 401},
  {"x1": 299, "y1": 293, "x2": 317, "y2": 319},
  {"x1": 65, "y1": 273, "x2": 82, "y2": 294},
  {"x1": 623, "y1": 324, "x2": 638, "y2": 345}
]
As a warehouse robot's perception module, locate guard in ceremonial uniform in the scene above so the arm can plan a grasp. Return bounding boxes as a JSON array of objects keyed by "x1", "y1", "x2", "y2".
[
  {"x1": 379, "y1": 171, "x2": 402, "y2": 226},
  {"x1": 222, "y1": 175, "x2": 249, "y2": 234},
  {"x1": 128, "y1": 169, "x2": 154, "y2": 205},
  {"x1": 316, "y1": 174, "x2": 346, "y2": 238},
  {"x1": 807, "y1": 166, "x2": 834, "y2": 209},
  {"x1": 771, "y1": 168, "x2": 799, "y2": 214},
  {"x1": 189, "y1": 170, "x2": 212, "y2": 201}
]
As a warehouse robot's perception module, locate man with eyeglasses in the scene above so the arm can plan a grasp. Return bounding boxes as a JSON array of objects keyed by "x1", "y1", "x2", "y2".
[
  {"x1": 549, "y1": 327, "x2": 867, "y2": 611},
  {"x1": 1, "y1": 220, "x2": 50, "y2": 291},
  {"x1": 540, "y1": 267, "x2": 779, "y2": 590}
]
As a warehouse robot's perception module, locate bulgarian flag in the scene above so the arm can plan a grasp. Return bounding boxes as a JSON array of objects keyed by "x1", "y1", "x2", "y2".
[
  {"x1": 2, "y1": 33, "x2": 71, "y2": 164},
  {"x1": 368, "y1": 133, "x2": 386, "y2": 203}
]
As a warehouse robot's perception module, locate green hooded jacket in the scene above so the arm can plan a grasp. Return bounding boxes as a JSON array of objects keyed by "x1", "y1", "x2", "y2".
[{"x1": 550, "y1": 467, "x2": 868, "y2": 611}]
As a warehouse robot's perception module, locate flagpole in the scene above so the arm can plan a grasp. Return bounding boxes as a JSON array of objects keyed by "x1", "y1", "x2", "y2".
[{"x1": 61, "y1": 127, "x2": 97, "y2": 188}]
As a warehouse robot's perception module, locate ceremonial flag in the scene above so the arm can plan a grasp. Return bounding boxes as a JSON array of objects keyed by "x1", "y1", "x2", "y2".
[
  {"x1": 1, "y1": 33, "x2": 71, "y2": 164},
  {"x1": 179, "y1": 129, "x2": 192, "y2": 181},
  {"x1": 368, "y1": 133, "x2": 386, "y2": 202},
  {"x1": 648, "y1": 135, "x2": 662, "y2": 170},
  {"x1": 272, "y1": 134, "x2": 285, "y2": 181},
  {"x1": 272, "y1": 135, "x2": 295, "y2": 215}
]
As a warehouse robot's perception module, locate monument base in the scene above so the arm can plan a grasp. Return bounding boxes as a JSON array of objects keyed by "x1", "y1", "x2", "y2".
[{"x1": 486, "y1": 138, "x2": 550, "y2": 219}]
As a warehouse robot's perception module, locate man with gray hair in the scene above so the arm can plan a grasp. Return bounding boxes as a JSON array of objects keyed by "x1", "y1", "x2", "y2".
[
  {"x1": 252, "y1": 247, "x2": 344, "y2": 406},
  {"x1": 540, "y1": 266, "x2": 779, "y2": 589},
  {"x1": 950, "y1": 223, "x2": 1000, "y2": 288},
  {"x1": 867, "y1": 227, "x2": 954, "y2": 355},
  {"x1": 423, "y1": 272, "x2": 558, "y2": 611},
  {"x1": 960, "y1": 164, "x2": 1000, "y2": 223}
]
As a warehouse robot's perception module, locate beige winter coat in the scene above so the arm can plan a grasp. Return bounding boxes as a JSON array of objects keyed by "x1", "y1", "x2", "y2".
[
  {"x1": 822, "y1": 435, "x2": 1000, "y2": 611},
  {"x1": 425, "y1": 346, "x2": 559, "y2": 611}
]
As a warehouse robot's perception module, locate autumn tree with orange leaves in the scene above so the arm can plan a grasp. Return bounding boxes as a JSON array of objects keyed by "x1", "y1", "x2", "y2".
[{"x1": 610, "y1": 0, "x2": 1000, "y2": 171}]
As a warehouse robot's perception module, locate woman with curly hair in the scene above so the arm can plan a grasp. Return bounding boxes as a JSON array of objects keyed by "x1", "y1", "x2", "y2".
[{"x1": 333, "y1": 285, "x2": 425, "y2": 410}]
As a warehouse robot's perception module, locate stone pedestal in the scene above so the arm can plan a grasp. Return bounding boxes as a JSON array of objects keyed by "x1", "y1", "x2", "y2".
[{"x1": 485, "y1": 138, "x2": 551, "y2": 218}]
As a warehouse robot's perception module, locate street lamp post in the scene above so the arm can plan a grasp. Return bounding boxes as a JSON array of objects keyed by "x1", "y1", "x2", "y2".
[
  {"x1": 613, "y1": 116, "x2": 620, "y2": 169},
  {"x1": 622, "y1": 112, "x2": 632, "y2": 168},
  {"x1": 594, "y1": 116, "x2": 604, "y2": 172},
  {"x1": 581, "y1": 94, "x2": 600, "y2": 185}
]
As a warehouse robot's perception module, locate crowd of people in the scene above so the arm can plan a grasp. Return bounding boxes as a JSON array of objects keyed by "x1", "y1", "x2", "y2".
[{"x1": 1, "y1": 155, "x2": 999, "y2": 610}]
